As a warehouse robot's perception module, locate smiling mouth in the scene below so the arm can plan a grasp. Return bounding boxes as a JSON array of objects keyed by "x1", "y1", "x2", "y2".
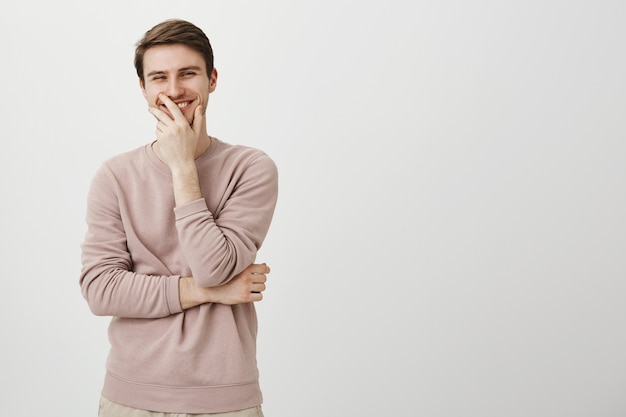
[{"x1": 159, "y1": 100, "x2": 193, "y2": 111}]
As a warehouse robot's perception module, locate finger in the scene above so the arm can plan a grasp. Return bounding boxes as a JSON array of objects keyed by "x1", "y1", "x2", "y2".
[
  {"x1": 251, "y1": 283, "x2": 266, "y2": 293},
  {"x1": 249, "y1": 263, "x2": 270, "y2": 274},
  {"x1": 251, "y1": 274, "x2": 266, "y2": 284},
  {"x1": 149, "y1": 106, "x2": 173, "y2": 125},
  {"x1": 159, "y1": 94, "x2": 187, "y2": 123},
  {"x1": 192, "y1": 95, "x2": 203, "y2": 134},
  {"x1": 192, "y1": 104, "x2": 203, "y2": 133},
  {"x1": 155, "y1": 120, "x2": 170, "y2": 134},
  {"x1": 250, "y1": 292, "x2": 263, "y2": 302}
]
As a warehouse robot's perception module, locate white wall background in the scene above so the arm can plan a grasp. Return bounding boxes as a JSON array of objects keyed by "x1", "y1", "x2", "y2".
[{"x1": 1, "y1": 1, "x2": 624, "y2": 416}]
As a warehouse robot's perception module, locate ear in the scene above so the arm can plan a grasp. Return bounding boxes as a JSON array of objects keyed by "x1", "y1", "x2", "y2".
[
  {"x1": 139, "y1": 78, "x2": 147, "y2": 99},
  {"x1": 209, "y1": 68, "x2": 218, "y2": 93}
]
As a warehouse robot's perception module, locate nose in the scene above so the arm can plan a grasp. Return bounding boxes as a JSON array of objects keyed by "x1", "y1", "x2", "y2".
[{"x1": 166, "y1": 78, "x2": 184, "y2": 98}]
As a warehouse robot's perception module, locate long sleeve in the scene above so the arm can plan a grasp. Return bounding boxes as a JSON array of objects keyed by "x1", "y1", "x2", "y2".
[
  {"x1": 174, "y1": 152, "x2": 278, "y2": 287},
  {"x1": 80, "y1": 163, "x2": 183, "y2": 318}
]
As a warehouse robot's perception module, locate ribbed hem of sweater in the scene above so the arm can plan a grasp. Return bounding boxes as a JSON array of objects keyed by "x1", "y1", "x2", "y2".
[{"x1": 101, "y1": 371, "x2": 263, "y2": 414}]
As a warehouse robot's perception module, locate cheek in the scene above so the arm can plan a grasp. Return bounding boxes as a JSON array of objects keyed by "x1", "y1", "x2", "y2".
[
  {"x1": 142, "y1": 85, "x2": 160, "y2": 104},
  {"x1": 143, "y1": 91, "x2": 156, "y2": 105}
]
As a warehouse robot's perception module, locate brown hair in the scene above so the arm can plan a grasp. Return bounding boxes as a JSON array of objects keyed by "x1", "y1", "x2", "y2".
[{"x1": 134, "y1": 19, "x2": 214, "y2": 83}]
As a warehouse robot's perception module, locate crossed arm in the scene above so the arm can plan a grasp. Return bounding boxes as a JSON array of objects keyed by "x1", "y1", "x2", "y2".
[
  {"x1": 149, "y1": 95, "x2": 272, "y2": 310},
  {"x1": 179, "y1": 263, "x2": 270, "y2": 310}
]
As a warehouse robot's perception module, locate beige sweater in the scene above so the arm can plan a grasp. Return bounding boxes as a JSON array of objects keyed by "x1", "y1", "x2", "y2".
[{"x1": 80, "y1": 138, "x2": 278, "y2": 413}]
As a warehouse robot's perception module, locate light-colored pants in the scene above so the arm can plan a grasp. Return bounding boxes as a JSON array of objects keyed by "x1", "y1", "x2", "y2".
[{"x1": 98, "y1": 396, "x2": 265, "y2": 417}]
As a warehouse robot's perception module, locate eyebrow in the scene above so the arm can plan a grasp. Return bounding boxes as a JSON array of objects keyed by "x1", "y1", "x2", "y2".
[{"x1": 146, "y1": 66, "x2": 203, "y2": 77}]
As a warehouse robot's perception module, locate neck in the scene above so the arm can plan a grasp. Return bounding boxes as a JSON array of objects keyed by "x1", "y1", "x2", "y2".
[{"x1": 194, "y1": 133, "x2": 212, "y2": 158}]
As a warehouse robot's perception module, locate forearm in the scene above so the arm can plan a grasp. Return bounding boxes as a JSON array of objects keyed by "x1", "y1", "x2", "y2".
[
  {"x1": 80, "y1": 267, "x2": 182, "y2": 318},
  {"x1": 175, "y1": 206, "x2": 246, "y2": 287},
  {"x1": 178, "y1": 264, "x2": 269, "y2": 309},
  {"x1": 171, "y1": 163, "x2": 202, "y2": 207}
]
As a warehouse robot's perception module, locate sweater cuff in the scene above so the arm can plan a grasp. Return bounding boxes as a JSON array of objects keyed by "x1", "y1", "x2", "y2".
[
  {"x1": 174, "y1": 198, "x2": 210, "y2": 220},
  {"x1": 166, "y1": 275, "x2": 183, "y2": 315}
]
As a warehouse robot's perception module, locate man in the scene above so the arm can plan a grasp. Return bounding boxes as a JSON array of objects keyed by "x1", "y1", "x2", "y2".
[{"x1": 80, "y1": 19, "x2": 278, "y2": 417}]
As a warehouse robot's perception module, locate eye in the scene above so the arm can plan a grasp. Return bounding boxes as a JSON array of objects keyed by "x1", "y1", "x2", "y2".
[
  {"x1": 151, "y1": 75, "x2": 166, "y2": 81},
  {"x1": 181, "y1": 71, "x2": 196, "y2": 77}
]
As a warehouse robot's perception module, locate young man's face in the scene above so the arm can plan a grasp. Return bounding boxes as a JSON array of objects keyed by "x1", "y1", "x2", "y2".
[{"x1": 140, "y1": 43, "x2": 217, "y2": 124}]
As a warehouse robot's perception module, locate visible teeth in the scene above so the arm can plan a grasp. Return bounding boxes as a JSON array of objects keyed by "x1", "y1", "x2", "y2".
[{"x1": 178, "y1": 102, "x2": 189, "y2": 108}]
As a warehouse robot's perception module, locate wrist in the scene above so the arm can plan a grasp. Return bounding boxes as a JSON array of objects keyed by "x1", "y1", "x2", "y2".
[
  {"x1": 179, "y1": 277, "x2": 223, "y2": 309},
  {"x1": 179, "y1": 277, "x2": 203, "y2": 310},
  {"x1": 171, "y1": 167, "x2": 202, "y2": 206}
]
